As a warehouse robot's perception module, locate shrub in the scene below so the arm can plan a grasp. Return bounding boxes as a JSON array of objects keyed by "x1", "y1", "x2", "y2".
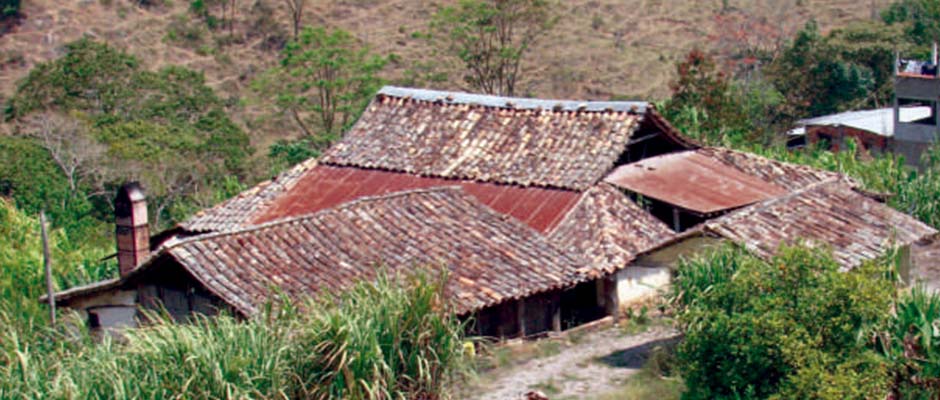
[{"x1": 673, "y1": 244, "x2": 895, "y2": 399}]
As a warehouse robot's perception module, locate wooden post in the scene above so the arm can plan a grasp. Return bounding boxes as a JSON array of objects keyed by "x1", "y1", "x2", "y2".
[
  {"x1": 672, "y1": 208, "x2": 681, "y2": 232},
  {"x1": 551, "y1": 292, "x2": 562, "y2": 333},
  {"x1": 517, "y1": 299, "x2": 526, "y2": 338},
  {"x1": 40, "y1": 211, "x2": 55, "y2": 326}
]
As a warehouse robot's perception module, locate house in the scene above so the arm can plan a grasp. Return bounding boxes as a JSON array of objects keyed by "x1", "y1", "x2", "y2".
[
  {"x1": 894, "y1": 53, "x2": 940, "y2": 166},
  {"x1": 786, "y1": 107, "x2": 933, "y2": 154},
  {"x1": 47, "y1": 86, "x2": 937, "y2": 337},
  {"x1": 174, "y1": 86, "x2": 699, "y2": 309}
]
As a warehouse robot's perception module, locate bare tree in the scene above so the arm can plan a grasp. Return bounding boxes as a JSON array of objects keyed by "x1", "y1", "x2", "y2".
[
  {"x1": 25, "y1": 113, "x2": 106, "y2": 194},
  {"x1": 430, "y1": 0, "x2": 557, "y2": 96},
  {"x1": 284, "y1": 0, "x2": 305, "y2": 39}
]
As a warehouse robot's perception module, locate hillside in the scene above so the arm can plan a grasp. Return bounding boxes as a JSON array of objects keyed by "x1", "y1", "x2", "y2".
[{"x1": 0, "y1": 0, "x2": 889, "y2": 145}]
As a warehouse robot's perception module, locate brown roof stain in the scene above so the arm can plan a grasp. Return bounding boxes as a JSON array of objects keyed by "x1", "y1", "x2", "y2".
[
  {"x1": 549, "y1": 184, "x2": 676, "y2": 274},
  {"x1": 321, "y1": 93, "x2": 646, "y2": 190},
  {"x1": 253, "y1": 165, "x2": 581, "y2": 232},
  {"x1": 164, "y1": 187, "x2": 590, "y2": 315},
  {"x1": 604, "y1": 150, "x2": 788, "y2": 214},
  {"x1": 703, "y1": 180, "x2": 937, "y2": 270}
]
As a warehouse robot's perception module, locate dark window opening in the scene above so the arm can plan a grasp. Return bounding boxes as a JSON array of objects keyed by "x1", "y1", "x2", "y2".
[
  {"x1": 786, "y1": 135, "x2": 806, "y2": 149},
  {"x1": 617, "y1": 116, "x2": 688, "y2": 165},
  {"x1": 561, "y1": 281, "x2": 606, "y2": 329},
  {"x1": 88, "y1": 312, "x2": 101, "y2": 329},
  {"x1": 630, "y1": 193, "x2": 709, "y2": 232}
]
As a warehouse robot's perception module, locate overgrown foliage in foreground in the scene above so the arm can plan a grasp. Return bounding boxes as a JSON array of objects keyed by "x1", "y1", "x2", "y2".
[
  {"x1": 0, "y1": 273, "x2": 470, "y2": 399},
  {"x1": 672, "y1": 244, "x2": 940, "y2": 399}
]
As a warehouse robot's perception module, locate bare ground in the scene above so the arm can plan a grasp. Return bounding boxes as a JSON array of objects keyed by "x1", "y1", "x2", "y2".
[{"x1": 465, "y1": 324, "x2": 680, "y2": 400}]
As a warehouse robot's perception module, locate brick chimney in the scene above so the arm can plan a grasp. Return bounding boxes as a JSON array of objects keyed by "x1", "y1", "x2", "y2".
[{"x1": 115, "y1": 182, "x2": 149, "y2": 277}]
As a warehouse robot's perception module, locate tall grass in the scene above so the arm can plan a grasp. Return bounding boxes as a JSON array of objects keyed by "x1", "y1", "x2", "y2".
[{"x1": 0, "y1": 273, "x2": 470, "y2": 399}]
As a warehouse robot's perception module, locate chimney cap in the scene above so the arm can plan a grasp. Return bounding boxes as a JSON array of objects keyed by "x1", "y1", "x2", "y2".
[{"x1": 116, "y1": 182, "x2": 146, "y2": 203}]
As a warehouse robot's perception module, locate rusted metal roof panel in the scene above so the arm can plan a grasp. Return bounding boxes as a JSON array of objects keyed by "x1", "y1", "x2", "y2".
[
  {"x1": 164, "y1": 188, "x2": 591, "y2": 315},
  {"x1": 704, "y1": 181, "x2": 937, "y2": 270},
  {"x1": 604, "y1": 151, "x2": 788, "y2": 214},
  {"x1": 320, "y1": 87, "x2": 651, "y2": 190},
  {"x1": 549, "y1": 184, "x2": 677, "y2": 275},
  {"x1": 253, "y1": 165, "x2": 581, "y2": 233}
]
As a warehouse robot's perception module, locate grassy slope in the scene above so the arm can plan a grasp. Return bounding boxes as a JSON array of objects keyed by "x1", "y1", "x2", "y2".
[{"x1": 0, "y1": 0, "x2": 889, "y2": 145}]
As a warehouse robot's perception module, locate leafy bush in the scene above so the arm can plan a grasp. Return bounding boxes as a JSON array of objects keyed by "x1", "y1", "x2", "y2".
[
  {"x1": 1, "y1": 0, "x2": 19, "y2": 19},
  {"x1": 268, "y1": 137, "x2": 320, "y2": 173},
  {"x1": 673, "y1": 244, "x2": 895, "y2": 399}
]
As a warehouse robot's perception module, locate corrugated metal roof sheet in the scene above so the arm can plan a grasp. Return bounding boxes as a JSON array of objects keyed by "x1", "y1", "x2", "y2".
[
  {"x1": 788, "y1": 107, "x2": 932, "y2": 137},
  {"x1": 703, "y1": 181, "x2": 937, "y2": 270},
  {"x1": 320, "y1": 88, "x2": 656, "y2": 190},
  {"x1": 253, "y1": 165, "x2": 581, "y2": 232},
  {"x1": 603, "y1": 151, "x2": 788, "y2": 214},
  {"x1": 548, "y1": 184, "x2": 676, "y2": 274},
  {"x1": 159, "y1": 187, "x2": 590, "y2": 315}
]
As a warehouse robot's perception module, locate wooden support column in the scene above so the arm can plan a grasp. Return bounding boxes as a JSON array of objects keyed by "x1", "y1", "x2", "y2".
[
  {"x1": 672, "y1": 208, "x2": 681, "y2": 232},
  {"x1": 517, "y1": 299, "x2": 527, "y2": 338},
  {"x1": 552, "y1": 292, "x2": 562, "y2": 333},
  {"x1": 606, "y1": 275, "x2": 621, "y2": 319}
]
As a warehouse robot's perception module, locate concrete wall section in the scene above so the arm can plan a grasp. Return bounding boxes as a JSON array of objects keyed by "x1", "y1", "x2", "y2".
[{"x1": 614, "y1": 267, "x2": 671, "y2": 308}]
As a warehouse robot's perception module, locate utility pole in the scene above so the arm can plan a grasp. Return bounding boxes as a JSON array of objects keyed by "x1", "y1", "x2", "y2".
[{"x1": 40, "y1": 210, "x2": 55, "y2": 326}]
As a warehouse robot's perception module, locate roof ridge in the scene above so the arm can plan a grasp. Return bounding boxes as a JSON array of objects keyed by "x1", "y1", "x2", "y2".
[
  {"x1": 704, "y1": 178, "x2": 846, "y2": 228},
  {"x1": 164, "y1": 186, "x2": 469, "y2": 250},
  {"x1": 378, "y1": 86, "x2": 649, "y2": 113}
]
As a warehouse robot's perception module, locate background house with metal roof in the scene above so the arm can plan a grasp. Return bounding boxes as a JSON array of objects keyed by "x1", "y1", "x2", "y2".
[{"x1": 786, "y1": 107, "x2": 932, "y2": 154}]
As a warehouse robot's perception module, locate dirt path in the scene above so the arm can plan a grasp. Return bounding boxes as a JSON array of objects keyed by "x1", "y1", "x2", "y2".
[{"x1": 467, "y1": 325, "x2": 680, "y2": 400}]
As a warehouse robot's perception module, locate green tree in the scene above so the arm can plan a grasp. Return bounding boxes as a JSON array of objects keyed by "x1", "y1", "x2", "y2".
[
  {"x1": 7, "y1": 39, "x2": 138, "y2": 118},
  {"x1": 256, "y1": 26, "x2": 385, "y2": 152},
  {"x1": 6, "y1": 39, "x2": 253, "y2": 230},
  {"x1": 767, "y1": 21, "x2": 877, "y2": 120},
  {"x1": 429, "y1": 0, "x2": 556, "y2": 96},
  {"x1": 673, "y1": 244, "x2": 895, "y2": 399},
  {"x1": 883, "y1": 0, "x2": 940, "y2": 47},
  {"x1": 663, "y1": 49, "x2": 755, "y2": 145}
]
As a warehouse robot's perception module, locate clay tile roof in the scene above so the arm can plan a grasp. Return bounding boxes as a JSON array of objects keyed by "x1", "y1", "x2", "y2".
[
  {"x1": 320, "y1": 86, "x2": 655, "y2": 190},
  {"x1": 162, "y1": 187, "x2": 589, "y2": 315},
  {"x1": 179, "y1": 158, "x2": 318, "y2": 233},
  {"x1": 703, "y1": 181, "x2": 937, "y2": 270},
  {"x1": 604, "y1": 150, "x2": 788, "y2": 214},
  {"x1": 549, "y1": 184, "x2": 676, "y2": 274},
  {"x1": 696, "y1": 147, "x2": 848, "y2": 191}
]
